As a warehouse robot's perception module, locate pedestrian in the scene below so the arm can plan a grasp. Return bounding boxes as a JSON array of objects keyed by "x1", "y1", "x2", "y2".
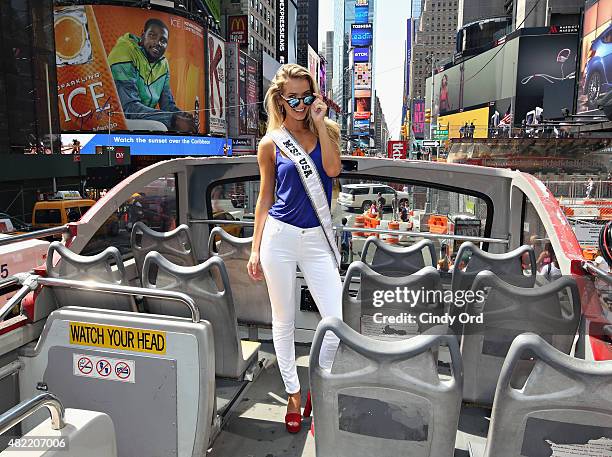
[
  {"x1": 586, "y1": 177, "x2": 594, "y2": 199},
  {"x1": 376, "y1": 192, "x2": 386, "y2": 218},
  {"x1": 340, "y1": 217, "x2": 353, "y2": 265},
  {"x1": 469, "y1": 122, "x2": 475, "y2": 138},
  {"x1": 400, "y1": 201, "x2": 409, "y2": 222}
]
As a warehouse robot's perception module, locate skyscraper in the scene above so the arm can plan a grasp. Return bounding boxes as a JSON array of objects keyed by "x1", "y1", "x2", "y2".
[{"x1": 325, "y1": 31, "x2": 334, "y2": 98}]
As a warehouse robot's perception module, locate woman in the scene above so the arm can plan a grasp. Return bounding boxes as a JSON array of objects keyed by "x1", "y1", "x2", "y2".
[
  {"x1": 246, "y1": 64, "x2": 342, "y2": 433},
  {"x1": 439, "y1": 74, "x2": 450, "y2": 112}
]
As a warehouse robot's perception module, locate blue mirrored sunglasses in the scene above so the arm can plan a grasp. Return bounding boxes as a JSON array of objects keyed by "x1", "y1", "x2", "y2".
[{"x1": 281, "y1": 94, "x2": 316, "y2": 109}]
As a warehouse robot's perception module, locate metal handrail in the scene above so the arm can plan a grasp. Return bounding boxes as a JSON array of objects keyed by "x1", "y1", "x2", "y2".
[
  {"x1": 37, "y1": 277, "x2": 201, "y2": 323},
  {"x1": 0, "y1": 284, "x2": 33, "y2": 322},
  {"x1": 0, "y1": 393, "x2": 65, "y2": 434},
  {"x1": 0, "y1": 277, "x2": 20, "y2": 291},
  {"x1": 190, "y1": 218, "x2": 508, "y2": 244},
  {"x1": 0, "y1": 225, "x2": 69, "y2": 248},
  {"x1": 582, "y1": 261, "x2": 612, "y2": 286}
]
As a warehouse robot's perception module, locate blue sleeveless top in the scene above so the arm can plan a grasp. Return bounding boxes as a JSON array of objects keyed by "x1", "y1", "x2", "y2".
[{"x1": 268, "y1": 140, "x2": 333, "y2": 229}]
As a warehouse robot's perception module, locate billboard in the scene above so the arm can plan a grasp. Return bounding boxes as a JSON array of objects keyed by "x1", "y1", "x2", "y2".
[
  {"x1": 238, "y1": 52, "x2": 248, "y2": 135},
  {"x1": 228, "y1": 15, "x2": 248, "y2": 46},
  {"x1": 353, "y1": 47, "x2": 370, "y2": 63},
  {"x1": 354, "y1": 97, "x2": 371, "y2": 119},
  {"x1": 576, "y1": 0, "x2": 612, "y2": 113},
  {"x1": 356, "y1": 0, "x2": 369, "y2": 5},
  {"x1": 308, "y1": 45, "x2": 320, "y2": 87},
  {"x1": 354, "y1": 63, "x2": 372, "y2": 89},
  {"x1": 54, "y1": 5, "x2": 206, "y2": 134},
  {"x1": 225, "y1": 42, "x2": 240, "y2": 138},
  {"x1": 61, "y1": 133, "x2": 231, "y2": 156},
  {"x1": 351, "y1": 23, "x2": 373, "y2": 47},
  {"x1": 406, "y1": 19, "x2": 412, "y2": 102},
  {"x1": 277, "y1": 0, "x2": 298, "y2": 64},
  {"x1": 515, "y1": 33, "x2": 579, "y2": 123},
  {"x1": 319, "y1": 59, "x2": 327, "y2": 95},
  {"x1": 437, "y1": 106, "x2": 490, "y2": 139},
  {"x1": 355, "y1": 5, "x2": 369, "y2": 23},
  {"x1": 387, "y1": 141, "x2": 408, "y2": 159},
  {"x1": 207, "y1": 32, "x2": 227, "y2": 135},
  {"x1": 354, "y1": 119, "x2": 370, "y2": 131},
  {"x1": 246, "y1": 56, "x2": 259, "y2": 135},
  {"x1": 412, "y1": 98, "x2": 425, "y2": 139}
]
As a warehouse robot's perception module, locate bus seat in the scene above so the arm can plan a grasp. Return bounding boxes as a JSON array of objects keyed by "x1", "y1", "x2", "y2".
[
  {"x1": 17, "y1": 306, "x2": 215, "y2": 457},
  {"x1": 208, "y1": 227, "x2": 272, "y2": 326},
  {"x1": 142, "y1": 251, "x2": 260, "y2": 379},
  {"x1": 130, "y1": 222, "x2": 197, "y2": 278},
  {"x1": 451, "y1": 242, "x2": 536, "y2": 292},
  {"x1": 342, "y1": 261, "x2": 445, "y2": 338},
  {"x1": 460, "y1": 271, "x2": 581, "y2": 406},
  {"x1": 46, "y1": 242, "x2": 135, "y2": 312},
  {"x1": 480, "y1": 333, "x2": 612, "y2": 457},
  {"x1": 360, "y1": 237, "x2": 436, "y2": 276},
  {"x1": 309, "y1": 317, "x2": 462, "y2": 457}
]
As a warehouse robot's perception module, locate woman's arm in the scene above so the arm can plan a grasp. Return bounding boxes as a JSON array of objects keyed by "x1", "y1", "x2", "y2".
[
  {"x1": 247, "y1": 136, "x2": 276, "y2": 280},
  {"x1": 317, "y1": 122, "x2": 342, "y2": 177}
]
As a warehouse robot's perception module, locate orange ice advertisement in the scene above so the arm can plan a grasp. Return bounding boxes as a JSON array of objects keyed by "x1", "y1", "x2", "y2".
[{"x1": 54, "y1": 5, "x2": 206, "y2": 134}]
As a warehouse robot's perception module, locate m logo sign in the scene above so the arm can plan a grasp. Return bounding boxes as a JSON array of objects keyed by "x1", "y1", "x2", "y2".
[
  {"x1": 387, "y1": 141, "x2": 408, "y2": 160},
  {"x1": 228, "y1": 16, "x2": 248, "y2": 45}
]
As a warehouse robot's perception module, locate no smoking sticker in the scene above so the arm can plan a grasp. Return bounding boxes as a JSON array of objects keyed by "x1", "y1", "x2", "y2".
[{"x1": 73, "y1": 353, "x2": 135, "y2": 383}]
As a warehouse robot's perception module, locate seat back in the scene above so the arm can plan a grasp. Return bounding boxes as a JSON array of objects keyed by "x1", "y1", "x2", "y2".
[
  {"x1": 208, "y1": 227, "x2": 272, "y2": 325},
  {"x1": 309, "y1": 317, "x2": 462, "y2": 457},
  {"x1": 142, "y1": 252, "x2": 247, "y2": 378},
  {"x1": 18, "y1": 306, "x2": 215, "y2": 457},
  {"x1": 451, "y1": 242, "x2": 536, "y2": 291},
  {"x1": 46, "y1": 242, "x2": 135, "y2": 312},
  {"x1": 131, "y1": 222, "x2": 197, "y2": 277},
  {"x1": 360, "y1": 237, "x2": 436, "y2": 276},
  {"x1": 484, "y1": 333, "x2": 612, "y2": 457},
  {"x1": 343, "y1": 261, "x2": 444, "y2": 338},
  {"x1": 460, "y1": 271, "x2": 581, "y2": 405}
]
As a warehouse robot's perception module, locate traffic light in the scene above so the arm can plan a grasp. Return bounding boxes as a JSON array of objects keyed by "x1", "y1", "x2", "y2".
[
  {"x1": 425, "y1": 109, "x2": 432, "y2": 124},
  {"x1": 400, "y1": 124, "x2": 407, "y2": 139}
]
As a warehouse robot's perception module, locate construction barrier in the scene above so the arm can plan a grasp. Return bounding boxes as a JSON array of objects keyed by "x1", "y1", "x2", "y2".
[
  {"x1": 387, "y1": 221, "x2": 400, "y2": 244},
  {"x1": 363, "y1": 214, "x2": 380, "y2": 238},
  {"x1": 354, "y1": 215, "x2": 365, "y2": 237}
]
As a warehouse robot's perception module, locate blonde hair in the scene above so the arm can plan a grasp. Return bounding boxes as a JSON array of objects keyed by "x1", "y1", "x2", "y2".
[{"x1": 264, "y1": 63, "x2": 340, "y2": 152}]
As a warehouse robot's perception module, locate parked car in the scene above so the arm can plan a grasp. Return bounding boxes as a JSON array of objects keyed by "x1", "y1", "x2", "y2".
[
  {"x1": 583, "y1": 23, "x2": 612, "y2": 108},
  {"x1": 213, "y1": 211, "x2": 243, "y2": 241},
  {"x1": 337, "y1": 183, "x2": 410, "y2": 213}
]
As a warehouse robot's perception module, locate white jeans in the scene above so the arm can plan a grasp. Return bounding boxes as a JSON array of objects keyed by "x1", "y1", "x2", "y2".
[{"x1": 260, "y1": 216, "x2": 343, "y2": 394}]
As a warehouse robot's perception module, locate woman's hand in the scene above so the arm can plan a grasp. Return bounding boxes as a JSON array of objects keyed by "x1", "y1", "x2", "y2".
[
  {"x1": 311, "y1": 94, "x2": 328, "y2": 127},
  {"x1": 247, "y1": 251, "x2": 264, "y2": 281}
]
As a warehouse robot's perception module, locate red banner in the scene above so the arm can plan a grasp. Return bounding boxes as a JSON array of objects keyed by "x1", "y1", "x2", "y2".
[{"x1": 387, "y1": 141, "x2": 408, "y2": 159}]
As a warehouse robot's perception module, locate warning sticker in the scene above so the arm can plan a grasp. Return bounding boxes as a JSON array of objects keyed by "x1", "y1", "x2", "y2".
[
  {"x1": 69, "y1": 322, "x2": 166, "y2": 354},
  {"x1": 73, "y1": 353, "x2": 135, "y2": 383},
  {"x1": 546, "y1": 437, "x2": 612, "y2": 456}
]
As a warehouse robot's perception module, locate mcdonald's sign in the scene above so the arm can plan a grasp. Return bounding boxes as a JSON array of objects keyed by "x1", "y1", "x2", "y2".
[{"x1": 228, "y1": 15, "x2": 248, "y2": 45}]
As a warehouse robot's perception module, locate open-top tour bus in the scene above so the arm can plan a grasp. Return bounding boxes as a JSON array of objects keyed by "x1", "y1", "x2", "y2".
[{"x1": 0, "y1": 155, "x2": 611, "y2": 457}]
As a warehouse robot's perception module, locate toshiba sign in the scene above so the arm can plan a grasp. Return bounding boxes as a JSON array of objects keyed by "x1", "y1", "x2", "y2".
[{"x1": 387, "y1": 141, "x2": 408, "y2": 160}]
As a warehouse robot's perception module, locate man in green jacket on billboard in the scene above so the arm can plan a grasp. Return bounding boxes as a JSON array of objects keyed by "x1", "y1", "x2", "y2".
[{"x1": 107, "y1": 18, "x2": 194, "y2": 132}]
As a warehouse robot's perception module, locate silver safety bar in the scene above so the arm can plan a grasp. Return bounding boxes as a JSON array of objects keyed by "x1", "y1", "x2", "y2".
[
  {"x1": 190, "y1": 218, "x2": 509, "y2": 245},
  {"x1": 0, "y1": 392, "x2": 65, "y2": 434},
  {"x1": 582, "y1": 261, "x2": 612, "y2": 286},
  {"x1": 0, "y1": 225, "x2": 69, "y2": 248},
  {"x1": 37, "y1": 277, "x2": 201, "y2": 323},
  {"x1": 0, "y1": 284, "x2": 33, "y2": 322}
]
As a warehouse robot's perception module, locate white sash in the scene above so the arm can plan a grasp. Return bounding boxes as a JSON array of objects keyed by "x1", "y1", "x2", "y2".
[{"x1": 268, "y1": 127, "x2": 341, "y2": 268}]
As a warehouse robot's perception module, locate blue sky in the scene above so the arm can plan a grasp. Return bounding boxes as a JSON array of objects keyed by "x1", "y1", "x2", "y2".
[{"x1": 319, "y1": 0, "x2": 411, "y2": 139}]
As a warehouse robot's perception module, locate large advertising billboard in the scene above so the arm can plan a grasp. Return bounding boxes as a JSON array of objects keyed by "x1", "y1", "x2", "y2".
[
  {"x1": 515, "y1": 33, "x2": 578, "y2": 123},
  {"x1": 228, "y1": 15, "x2": 248, "y2": 46},
  {"x1": 355, "y1": 5, "x2": 369, "y2": 23},
  {"x1": 276, "y1": 0, "x2": 297, "y2": 65},
  {"x1": 353, "y1": 47, "x2": 370, "y2": 63},
  {"x1": 354, "y1": 63, "x2": 372, "y2": 89},
  {"x1": 225, "y1": 42, "x2": 240, "y2": 138},
  {"x1": 576, "y1": 0, "x2": 612, "y2": 113},
  {"x1": 54, "y1": 5, "x2": 206, "y2": 134},
  {"x1": 207, "y1": 32, "x2": 227, "y2": 135},
  {"x1": 351, "y1": 23, "x2": 373, "y2": 47},
  {"x1": 238, "y1": 52, "x2": 248, "y2": 135},
  {"x1": 437, "y1": 106, "x2": 490, "y2": 139},
  {"x1": 61, "y1": 133, "x2": 231, "y2": 156},
  {"x1": 246, "y1": 56, "x2": 259, "y2": 135},
  {"x1": 406, "y1": 19, "x2": 412, "y2": 103},
  {"x1": 412, "y1": 98, "x2": 425, "y2": 139},
  {"x1": 308, "y1": 45, "x2": 320, "y2": 87}
]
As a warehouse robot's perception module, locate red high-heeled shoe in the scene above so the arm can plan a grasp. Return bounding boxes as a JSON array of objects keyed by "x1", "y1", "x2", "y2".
[
  {"x1": 303, "y1": 390, "x2": 312, "y2": 418},
  {"x1": 285, "y1": 411, "x2": 302, "y2": 434}
]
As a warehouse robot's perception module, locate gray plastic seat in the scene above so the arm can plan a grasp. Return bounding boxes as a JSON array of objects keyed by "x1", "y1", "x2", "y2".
[
  {"x1": 342, "y1": 261, "x2": 445, "y2": 338},
  {"x1": 478, "y1": 333, "x2": 612, "y2": 457},
  {"x1": 208, "y1": 227, "x2": 272, "y2": 325},
  {"x1": 451, "y1": 242, "x2": 536, "y2": 291},
  {"x1": 360, "y1": 237, "x2": 436, "y2": 276},
  {"x1": 142, "y1": 251, "x2": 260, "y2": 379},
  {"x1": 309, "y1": 317, "x2": 463, "y2": 457},
  {"x1": 460, "y1": 271, "x2": 581, "y2": 406},
  {"x1": 131, "y1": 222, "x2": 197, "y2": 277},
  {"x1": 46, "y1": 242, "x2": 136, "y2": 312}
]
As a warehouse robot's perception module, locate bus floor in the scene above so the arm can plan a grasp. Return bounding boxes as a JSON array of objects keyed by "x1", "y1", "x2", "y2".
[{"x1": 208, "y1": 343, "x2": 491, "y2": 457}]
